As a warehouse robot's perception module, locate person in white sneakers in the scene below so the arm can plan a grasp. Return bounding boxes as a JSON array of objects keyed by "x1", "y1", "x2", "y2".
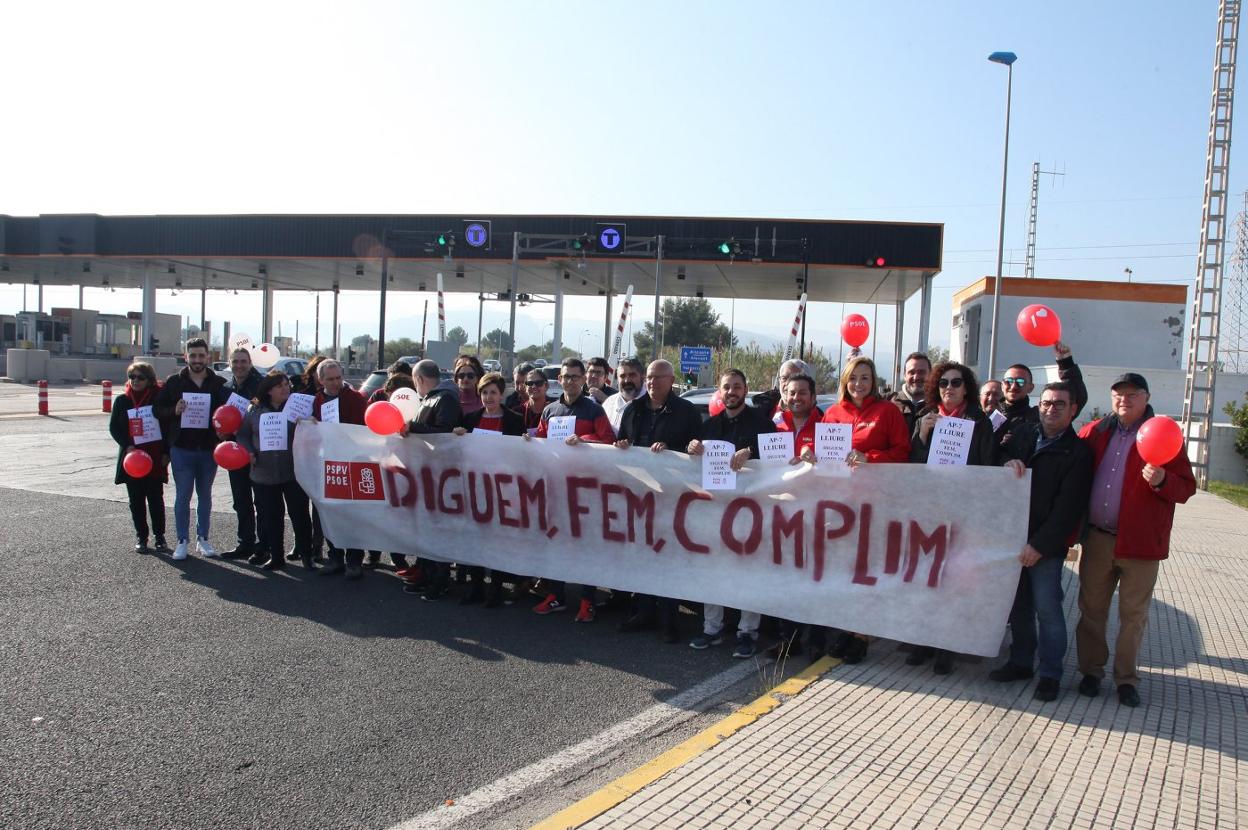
[{"x1": 153, "y1": 337, "x2": 228, "y2": 560}]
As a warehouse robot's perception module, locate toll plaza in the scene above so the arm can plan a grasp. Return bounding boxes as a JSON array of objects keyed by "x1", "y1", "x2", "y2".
[{"x1": 0, "y1": 213, "x2": 942, "y2": 383}]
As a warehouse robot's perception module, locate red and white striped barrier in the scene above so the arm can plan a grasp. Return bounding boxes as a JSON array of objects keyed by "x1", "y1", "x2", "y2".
[
  {"x1": 436, "y1": 272, "x2": 447, "y2": 342},
  {"x1": 608, "y1": 284, "x2": 634, "y2": 370},
  {"x1": 38, "y1": 380, "x2": 48, "y2": 416},
  {"x1": 102, "y1": 380, "x2": 113, "y2": 413}
]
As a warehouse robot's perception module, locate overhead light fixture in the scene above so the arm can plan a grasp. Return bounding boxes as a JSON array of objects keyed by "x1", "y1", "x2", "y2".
[
  {"x1": 456, "y1": 268, "x2": 465, "y2": 279},
  {"x1": 167, "y1": 264, "x2": 176, "y2": 274},
  {"x1": 677, "y1": 266, "x2": 686, "y2": 281},
  {"x1": 251, "y1": 280, "x2": 259, "y2": 289},
  {"x1": 0, "y1": 263, "x2": 8, "y2": 271},
  {"x1": 258, "y1": 265, "x2": 267, "y2": 275},
  {"x1": 82, "y1": 262, "x2": 92, "y2": 273},
  {"x1": 418, "y1": 283, "x2": 427, "y2": 292},
  {"x1": 101, "y1": 275, "x2": 109, "y2": 286},
  {"x1": 175, "y1": 277, "x2": 183, "y2": 288},
  {"x1": 696, "y1": 290, "x2": 704, "y2": 298},
  {"x1": 563, "y1": 270, "x2": 571, "y2": 280},
  {"x1": 355, "y1": 264, "x2": 364, "y2": 276}
]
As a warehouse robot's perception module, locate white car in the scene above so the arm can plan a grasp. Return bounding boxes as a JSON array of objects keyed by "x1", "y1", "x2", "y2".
[{"x1": 482, "y1": 359, "x2": 502, "y2": 372}]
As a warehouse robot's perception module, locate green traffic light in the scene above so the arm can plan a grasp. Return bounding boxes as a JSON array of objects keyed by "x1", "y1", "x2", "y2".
[
  {"x1": 719, "y1": 242, "x2": 731, "y2": 254},
  {"x1": 437, "y1": 234, "x2": 447, "y2": 246},
  {"x1": 573, "y1": 238, "x2": 583, "y2": 250}
]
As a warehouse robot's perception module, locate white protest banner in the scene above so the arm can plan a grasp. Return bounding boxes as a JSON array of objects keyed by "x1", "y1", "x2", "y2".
[
  {"x1": 928, "y1": 416, "x2": 973, "y2": 466},
  {"x1": 701, "y1": 440, "x2": 737, "y2": 491},
  {"x1": 259, "y1": 412, "x2": 288, "y2": 452},
  {"x1": 180, "y1": 393, "x2": 211, "y2": 429},
  {"x1": 320, "y1": 398, "x2": 340, "y2": 424},
  {"x1": 758, "y1": 432, "x2": 794, "y2": 462},
  {"x1": 285, "y1": 392, "x2": 315, "y2": 423},
  {"x1": 128, "y1": 406, "x2": 162, "y2": 445},
  {"x1": 815, "y1": 422, "x2": 853, "y2": 476},
  {"x1": 226, "y1": 393, "x2": 251, "y2": 418},
  {"x1": 546, "y1": 415, "x2": 576, "y2": 442},
  {"x1": 989, "y1": 409, "x2": 1007, "y2": 431},
  {"x1": 294, "y1": 424, "x2": 1031, "y2": 656}
]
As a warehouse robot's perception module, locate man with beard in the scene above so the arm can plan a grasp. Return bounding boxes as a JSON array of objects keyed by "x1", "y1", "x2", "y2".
[
  {"x1": 892, "y1": 352, "x2": 931, "y2": 431},
  {"x1": 585, "y1": 357, "x2": 618, "y2": 404},
  {"x1": 997, "y1": 341, "x2": 1088, "y2": 452},
  {"x1": 751, "y1": 358, "x2": 814, "y2": 424},
  {"x1": 686, "y1": 368, "x2": 775, "y2": 658},
  {"x1": 602, "y1": 357, "x2": 643, "y2": 432},
  {"x1": 220, "y1": 347, "x2": 264, "y2": 560},
  {"x1": 154, "y1": 337, "x2": 229, "y2": 561}
]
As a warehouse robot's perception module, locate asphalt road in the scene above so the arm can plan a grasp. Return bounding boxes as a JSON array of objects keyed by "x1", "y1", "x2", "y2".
[{"x1": 0, "y1": 445, "x2": 769, "y2": 830}]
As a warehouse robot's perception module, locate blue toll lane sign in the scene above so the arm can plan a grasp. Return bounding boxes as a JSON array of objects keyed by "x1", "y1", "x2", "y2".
[
  {"x1": 463, "y1": 220, "x2": 491, "y2": 250},
  {"x1": 596, "y1": 222, "x2": 627, "y2": 253},
  {"x1": 679, "y1": 346, "x2": 713, "y2": 374}
]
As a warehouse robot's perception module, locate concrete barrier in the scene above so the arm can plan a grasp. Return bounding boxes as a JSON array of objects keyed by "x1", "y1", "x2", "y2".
[
  {"x1": 6, "y1": 349, "x2": 50, "y2": 382},
  {"x1": 83, "y1": 360, "x2": 130, "y2": 383},
  {"x1": 47, "y1": 358, "x2": 86, "y2": 382},
  {"x1": 137, "y1": 355, "x2": 179, "y2": 378},
  {"x1": 1210, "y1": 424, "x2": 1248, "y2": 485}
]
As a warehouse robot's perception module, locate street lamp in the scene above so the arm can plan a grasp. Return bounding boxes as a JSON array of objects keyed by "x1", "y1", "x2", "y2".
[
  {"x1": 578, "y1": 329, "x2": 592, "y2": 357},
  {"x1": 542, "y1": 322, "x2": 553, "y2": 350},
  {"x1": 985, "y1": 50, "x2": 1017, "y2": 381}
]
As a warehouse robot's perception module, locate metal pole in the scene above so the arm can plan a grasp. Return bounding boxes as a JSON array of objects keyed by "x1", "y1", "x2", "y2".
[
  {"x1": 553, "y1": 266, "x2": 564, "y2": 363},
  {"x1": 378, "y1": 230, "x2": 389, "y2": 370},
  {"x1": 507, "y1": 231, "x2": 520, "y2": 372},
  {"x1": 476, "y1": 271, "x2": 485, "y2": 358},
  {"x1": 800, "y1": 237, "x2": 810, "y2": 359},
  {"x1": 986, "y1": 61, "x2": 1014, "y2": 380},
  {"x1": 314, "y1": 292, "x2": 320, "y2": 354},
  {"x1": 331, "y1": 284, "x2": 339, "y2": 357},
  {"x1": 601, "y1": 263, "x2": 614, "y2": 361},
  {"x1": 652, "y1": 235, "x2": 664, "y2": 356}
]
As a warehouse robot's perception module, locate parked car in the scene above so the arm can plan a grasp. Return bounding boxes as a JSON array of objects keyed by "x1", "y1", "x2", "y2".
[
  {"x1": 482, "y1": 359, "x2": 501, "y2": 372},
  {"x1": 271, "y1": 358, "x2": 308, "y2": 382},
  {"x1": 359, "y1": 370, "x2": 387, "y2": 399}
]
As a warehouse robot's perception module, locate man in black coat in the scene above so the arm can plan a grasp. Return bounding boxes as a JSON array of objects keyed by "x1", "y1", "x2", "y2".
[
  {"x1": 220, "y1": 347, "x2": 265, "y2": 559},
  {"x1": 996, "y1": 341, "x2": 1088, "y2": 451},
  {"x1": 990, "y1": 381, "x2": 1094, "y2": 702}
]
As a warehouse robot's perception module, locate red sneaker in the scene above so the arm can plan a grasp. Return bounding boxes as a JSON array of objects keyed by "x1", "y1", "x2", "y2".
[
  {"x1": 398, "y1": 567, "x2": 424, "y2": 583},
  {"x1": 533, "y1": 594, "x2": 565, "y2": 615},
  {"x1": 574, "y1": 598, "x2": 595, "y2": 623}
]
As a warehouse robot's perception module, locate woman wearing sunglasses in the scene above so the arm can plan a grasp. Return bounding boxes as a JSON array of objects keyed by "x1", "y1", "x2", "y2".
[
  {"x1": 109, "y1": 362, "x2": 171, "y2": 554},
  {"x1": 453, "y1": 355, "x2": 485, "y2": 417},
  {"x1": 905, "y1": 360, "x2": 996, "y2": 673}
]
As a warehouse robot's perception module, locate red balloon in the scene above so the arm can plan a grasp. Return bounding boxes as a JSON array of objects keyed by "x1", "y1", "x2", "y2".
[
  {"x1": 213, "y1": 440, "x2": 251, "y2": 471},
  {"x1": 1136, "y1": 416, "x2": 1184, "y2": 466},
  {"x1": 841, "y1": 314, "x2": 870, "y2": 348},
  {"x1": 365, "y1": 401, "x2": 405, "y2": 435},
  {"x1": 708, "y1": 390, "x2": 725, "y2": 417},
  {"x1": 212, "y1": 404, "x2": 243, "y2": 435},
  {"x1": 123, "y1": 448, "x2": 153, "y2": 478},
  {"x1": 1016, "y1": 304, "x2": 1062, "y2": 347}
]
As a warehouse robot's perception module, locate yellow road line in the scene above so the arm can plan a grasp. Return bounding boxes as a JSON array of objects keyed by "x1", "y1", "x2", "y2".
[{"x1": 531, "y1": 655, "x2": 838, "y2": 830}]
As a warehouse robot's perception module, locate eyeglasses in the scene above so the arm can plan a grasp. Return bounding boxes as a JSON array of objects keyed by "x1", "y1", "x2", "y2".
[
  {"x1": 128, "y1": 374, "x2": 146, "y2": 381},
  {"x1": 937, "y1": 377, "x2": 964, "y2": 389},
  {"x1": 455, "y1": 372, "x2": 477, "y2": 380},
  {"x1": 1111, "y1": 390, "x2": 1144, "y2": 401},
  {"x1": 524, "y1": 380, "x2": 547, "y2": 387},
  {"x1": 561, "y1": 374, "x2": 583, "y2": 382},
  {"x1": 1038, "y1": 400, "x2": 1069, "y2": 410}
]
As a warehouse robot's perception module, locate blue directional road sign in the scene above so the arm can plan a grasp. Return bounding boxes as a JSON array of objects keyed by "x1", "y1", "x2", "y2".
[
  {"x1": 596, "y1": 222, "x2": 627, "y2": 253},
  {"x1": 679, "y1": 346, "x2": 713, "y2": 374},
  {"x1": 463, "y1": 220, "x2": 491, "y2": 250}
]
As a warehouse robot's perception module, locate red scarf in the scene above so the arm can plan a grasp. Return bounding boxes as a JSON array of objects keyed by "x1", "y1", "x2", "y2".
[
  {"x1": 125, "y1": 380, "x2": 159, "y2": 409},
  {"x1": 937, "y1": 401, "x2": 967, "y2": 419}
]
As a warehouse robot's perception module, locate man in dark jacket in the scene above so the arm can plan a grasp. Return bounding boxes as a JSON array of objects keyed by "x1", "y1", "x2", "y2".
[
  {"x1": 311, "y1": 359, "x2": 370, "y2": 580},
  {"x1": 996, "y1": 341, "x2": 1088, "y2": 453},
  {"x1": 615, "y1": 359, "x2": 703, "y2": 643},
  {"x1": 686, "y1": 368, "x2": 776, "y2": 658},
  {"x1": 990, "y1": 381, "x2": 1094, "y2": 702},
  {"x1": 504, "y1": 362, "x2": 536, "y2": 415},
  {"x1": 221, "y1": 347, "x2": 265, "y2": 559},
  {"x1": 154, "y1": 337, "x2": 229, "y2": 560},
  {"x1": 1075, "y1": 373, "x2": 1196, "y2": 707}
]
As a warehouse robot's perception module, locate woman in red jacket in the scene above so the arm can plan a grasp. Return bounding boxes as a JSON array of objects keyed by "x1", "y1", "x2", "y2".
[{"x1": 813, "y1": 356, "x2": 911, "y2": 663}]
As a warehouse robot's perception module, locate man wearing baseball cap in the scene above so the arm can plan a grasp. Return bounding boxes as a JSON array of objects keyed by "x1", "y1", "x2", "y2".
[{"x1": 1075, "y1": 372, "x2": 1196, "y2": 707}]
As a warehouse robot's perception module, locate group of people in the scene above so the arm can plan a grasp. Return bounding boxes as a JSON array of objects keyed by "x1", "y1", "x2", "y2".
[{"x1": 110, "y1": 337, "x2": 1195, "y2": 708}]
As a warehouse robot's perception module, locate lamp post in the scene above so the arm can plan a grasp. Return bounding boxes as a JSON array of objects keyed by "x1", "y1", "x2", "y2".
[
  {"x1": 542, "y1": 322, "x2": 553, "y2": 354},
  {"x1": 985, "y1": 50, "x2": 1017, "y2": 381},
  {"x1": 578, "y1": 329, "x2": 592, "y2": 358}
]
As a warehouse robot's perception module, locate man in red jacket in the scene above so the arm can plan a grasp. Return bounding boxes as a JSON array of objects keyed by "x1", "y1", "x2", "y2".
[{"x1": 1076, "y1": 373, "x2": 1196, "y2": 707}]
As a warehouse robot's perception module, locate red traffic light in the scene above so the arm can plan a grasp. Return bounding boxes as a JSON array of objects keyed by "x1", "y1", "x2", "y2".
[{"x1": 866, "y1": 256, "x2": 887, "y2": 268}]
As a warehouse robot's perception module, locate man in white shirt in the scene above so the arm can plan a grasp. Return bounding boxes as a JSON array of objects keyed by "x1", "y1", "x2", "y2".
[{"x1": 602, "y1": 357, "x2": 643, "y2": 432}]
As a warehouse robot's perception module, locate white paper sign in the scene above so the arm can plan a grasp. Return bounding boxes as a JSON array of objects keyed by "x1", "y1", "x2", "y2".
[
  {"x1": 928, "y1": 416, "x2": 973, "y2": 466},
  {"x1": 547, "y1": 415, "x2": 576, "y2": 442},
  {"x1": 285, "y1": 392, "x2": 315, "y2": 423},
  {"x1": 226, "y1": 392, "x2": 251, "y2": 417},
  {"x1": 815, "y1": 423, "x2": 853, "y2": 474},
  {"x1": 989, "y1": 409, "x2": 1007, "y2": 431},
  {"x1": 701, "y1": 440, "x2": 737, "y2": 490},
  {"x1": 320, "y1": 398, "x2": 340, "y2": 424},
  {"x1": 180, "y1": 393, "x2": 211, "y2": 429},
  {"x1": 295, "y1": 424, "x2": 1033, "y2": 657},
  {"x1": 471, "y1": 425, "x2": 503, "y2": 436},
  {"x1": 259, "y1": 412, "x2": 288, "y2": 452},
  {"x1": 758, "y1": 432, "x2": 795, "y2": 462},
  {"x1": 128, "y1": 406, "x2": 162, "y2": 446}
]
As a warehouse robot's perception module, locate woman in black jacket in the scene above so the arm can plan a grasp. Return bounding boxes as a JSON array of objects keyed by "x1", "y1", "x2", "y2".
[
  {"x1": 108, "y1": 362, "x2": 170, "y2": 554},
  {"x1": 905, "y1": 360, "x2": 995, "y2": 674}
]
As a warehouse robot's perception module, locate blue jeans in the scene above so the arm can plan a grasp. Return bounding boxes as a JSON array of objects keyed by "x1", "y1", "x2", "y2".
[
  {"x1": 1007, "y1": 556, "x2": 1067, "y2": 680},
  {"x1": 171, "y1": 446, "x2": 217, "y2": 543}
]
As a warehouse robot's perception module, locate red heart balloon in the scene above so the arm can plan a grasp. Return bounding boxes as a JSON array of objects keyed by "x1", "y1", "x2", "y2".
[
  {"x1": 1016, "y1": 304, "x2": 1062, "y2": 347},
  {"x1": 212, "y1": 404, "x2": 243, "y2": 435},
  {"x1": 123, "y1": 448, "x2": 153, "y2": 478}
]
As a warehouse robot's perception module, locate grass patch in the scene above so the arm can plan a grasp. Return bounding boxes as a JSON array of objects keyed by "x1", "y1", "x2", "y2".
[{"x1": 1210, "y1": 481, "x2": 1248, "y2": 510}]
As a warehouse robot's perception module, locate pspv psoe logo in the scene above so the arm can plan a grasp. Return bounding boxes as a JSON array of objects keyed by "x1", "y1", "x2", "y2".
[{"x1": 323, "y1": 461, "x2": 386, "y2": 501}]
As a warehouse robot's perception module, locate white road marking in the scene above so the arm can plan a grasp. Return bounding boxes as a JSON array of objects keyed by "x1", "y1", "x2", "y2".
[{"x1": 386, "y1": 659, "x2": 760, "y2": 830}]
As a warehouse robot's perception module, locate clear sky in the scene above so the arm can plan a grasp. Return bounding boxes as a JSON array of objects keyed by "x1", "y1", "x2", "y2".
[{"x1": 2, "y1": 0, "x2": 1240, "y2": 363}]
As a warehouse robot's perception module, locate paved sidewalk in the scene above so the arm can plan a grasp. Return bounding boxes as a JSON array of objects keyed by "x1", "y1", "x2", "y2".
[{"x1": 562, "y1": 491, "x2": 1248, "y2": 829}]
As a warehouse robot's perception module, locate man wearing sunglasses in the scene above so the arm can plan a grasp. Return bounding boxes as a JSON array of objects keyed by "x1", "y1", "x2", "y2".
[
  {"x1": 504, "y1": 362, "x2": 536, "y2": 416},
  {"x1": 997, "y1": 342, "x2": 1088, "y2": 451},
  {"x1": 990, "y1": 381, "x2": 1094, "y2": 702},
  {"x1": 1074, "y1": 373, "x2": 1196, "y2": 707}
]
